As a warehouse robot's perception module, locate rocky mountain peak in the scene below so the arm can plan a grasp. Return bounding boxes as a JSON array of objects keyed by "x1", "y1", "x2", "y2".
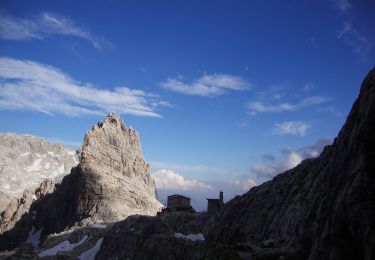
[
  {"x1": 80, "y1": 113, "x2": 143, "y2": 168},
  {"x1": 75, "y1": 113, "x2": 161, "y2": 223}
]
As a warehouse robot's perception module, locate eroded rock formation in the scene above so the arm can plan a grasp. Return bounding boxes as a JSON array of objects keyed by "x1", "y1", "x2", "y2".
[{"x1": 75, "y1": 113, "x2": 162, "y2": 223}]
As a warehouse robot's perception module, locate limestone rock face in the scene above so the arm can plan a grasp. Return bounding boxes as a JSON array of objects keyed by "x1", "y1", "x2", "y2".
[
  {"x1": 0, "y1": 133, "x2": 78, "y2": 199},
  {"x1": 75, "y1": 113, "x2": 162, "y2": 223},
  {"x1": 0, "y1": 134, "x2": 77, "y2": 236}
]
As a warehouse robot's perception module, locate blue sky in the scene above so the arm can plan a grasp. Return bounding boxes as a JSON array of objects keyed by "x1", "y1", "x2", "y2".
[{"x1": 0, "y1": 0, "x2": 374, "y2": 210}]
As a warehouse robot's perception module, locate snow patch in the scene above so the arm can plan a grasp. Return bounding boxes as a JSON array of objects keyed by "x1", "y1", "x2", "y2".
[
  {"x1": 174, "y1": 233, "x2": 205, "y2": 242},
  {"x1": 32, "y1": 194, "x2": 37, "y2": 200},
  {"x1": 38, "y1": 235, "x2": 88, "y2": 257},
  {"x1": 20, "y1": 152, "x2": 29, "y2": 157},
  {"x1": 26, "y1": 227, "x2": 42, "y2": 248},
  {"x1": 90, "y1": 223, "x2": 107, "y2": 229},
  {"x1": 79, "y1": 237, "x2": 103, "y2": 260}
]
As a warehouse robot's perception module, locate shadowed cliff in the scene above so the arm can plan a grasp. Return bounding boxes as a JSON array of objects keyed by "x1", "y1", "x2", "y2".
[{"x1": 207, "y1": 67, "x2": 375, "y2": 259}]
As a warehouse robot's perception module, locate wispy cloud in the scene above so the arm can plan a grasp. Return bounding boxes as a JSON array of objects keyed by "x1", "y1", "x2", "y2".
[
  {"x1": 271, "y1": 121, "x2": 313, "y2": 136},
  {"x1": 247, "y1": 96, "x2": 329, "y2": 115},
  {"x1": 250, "y1": 139, "x2": 331, "y2": 178},
  {"x1": 331, "y1": 1, "x2": 372, "y2": 60},
  {"x1": 237, "y1": 121, "x2": 248, "y2": 128},
  {"x1": 0, "y1": 11, "x2": 111, "y2": 49},
  {"x1": 152, "y1": 169, "x2": 213, "y2": 191},
  {"x1": 336, "y1": 21, "x2": 371, "y2": 60},
  {"x1": 332, "y1": 0, "x2": 352, "y2": 13},
  {"x1": 303, "y1": 83, "x2": 315, "y2": 92},
  {"x1": 0, "y1": 57, "x2": 169, "y2": 117},
  {"x1": 160, "y1": 74, "x2": 250, "y2": 97}
]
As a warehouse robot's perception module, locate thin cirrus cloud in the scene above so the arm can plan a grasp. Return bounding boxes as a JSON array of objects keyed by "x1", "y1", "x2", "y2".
[
  {"x1": 160, "y1": 74, "x2": 250, "y2": 97},
  {"x1": 247, "y1": 96, "x2": 330, "y2": 115},
  {"x1": 271, "y1": 121, "x2": 313, "y2": 137},
  {"x1": 152, "y1": 169, "x2": 214, "y2": 191},
  {"x1": 331, "y1": 0, "x2": 371, "y2": 60},
  {"x1": 336, "y1": 21, "x2": 371, "y2": 60},
  {"x1": 0, "y1": 11, "x2": 110, "y2": 49},
  {"x1": 0, "y1": 57, "x2": 170, "y2": 118},
  {"x1": 333, "y1": 0, "x2": 351, "y2": 13}
]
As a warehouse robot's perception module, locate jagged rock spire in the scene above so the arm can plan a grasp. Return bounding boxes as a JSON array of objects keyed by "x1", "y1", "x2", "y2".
[{"x1": 76, "y1": 113, "x2": 162, "y2": 223}]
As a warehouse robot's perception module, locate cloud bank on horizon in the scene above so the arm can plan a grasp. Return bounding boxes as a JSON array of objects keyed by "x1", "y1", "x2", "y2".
[{"x1": 151, "y1": 168, "x2": 258, "y2": 211}]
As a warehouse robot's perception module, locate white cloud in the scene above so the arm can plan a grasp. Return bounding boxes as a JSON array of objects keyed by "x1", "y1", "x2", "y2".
[
  {"x1": 250, "y1": 139, "x2": 331, "y2": 178},
  {"x1": 0, "y1": 11, "x2": 110, "y2": 49},
  {"x1": 271, "y1": 121, "x2": 312, "y2": 136},
  {"x1": 160, "y1": 74, "x2": 250, "y2": 97},
  {"x1": 0, "y1": 57, "x2": 168, "y2": 117},
  {"x1": 230, "y1": 178, "x2": 257, "y2": 191},
  {"x1": 281, "y1": 151, "x2": 303, "y2": 170},
  {"x1": 247, "y1": 96, "x2": 329, "y2": 114},
  {"x1": 152, "y1": 169, "x2": 213, "y2": 191}
]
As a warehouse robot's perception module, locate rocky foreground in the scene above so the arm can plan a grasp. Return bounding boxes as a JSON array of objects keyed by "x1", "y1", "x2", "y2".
[{"x1": 1, "y1": 67, "x2": 374, "y2": 259}]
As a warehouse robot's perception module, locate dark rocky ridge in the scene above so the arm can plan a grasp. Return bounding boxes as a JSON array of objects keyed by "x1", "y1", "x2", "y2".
[{"x1": 206, "y1": 67, "x2": 375, "y2": 259}]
